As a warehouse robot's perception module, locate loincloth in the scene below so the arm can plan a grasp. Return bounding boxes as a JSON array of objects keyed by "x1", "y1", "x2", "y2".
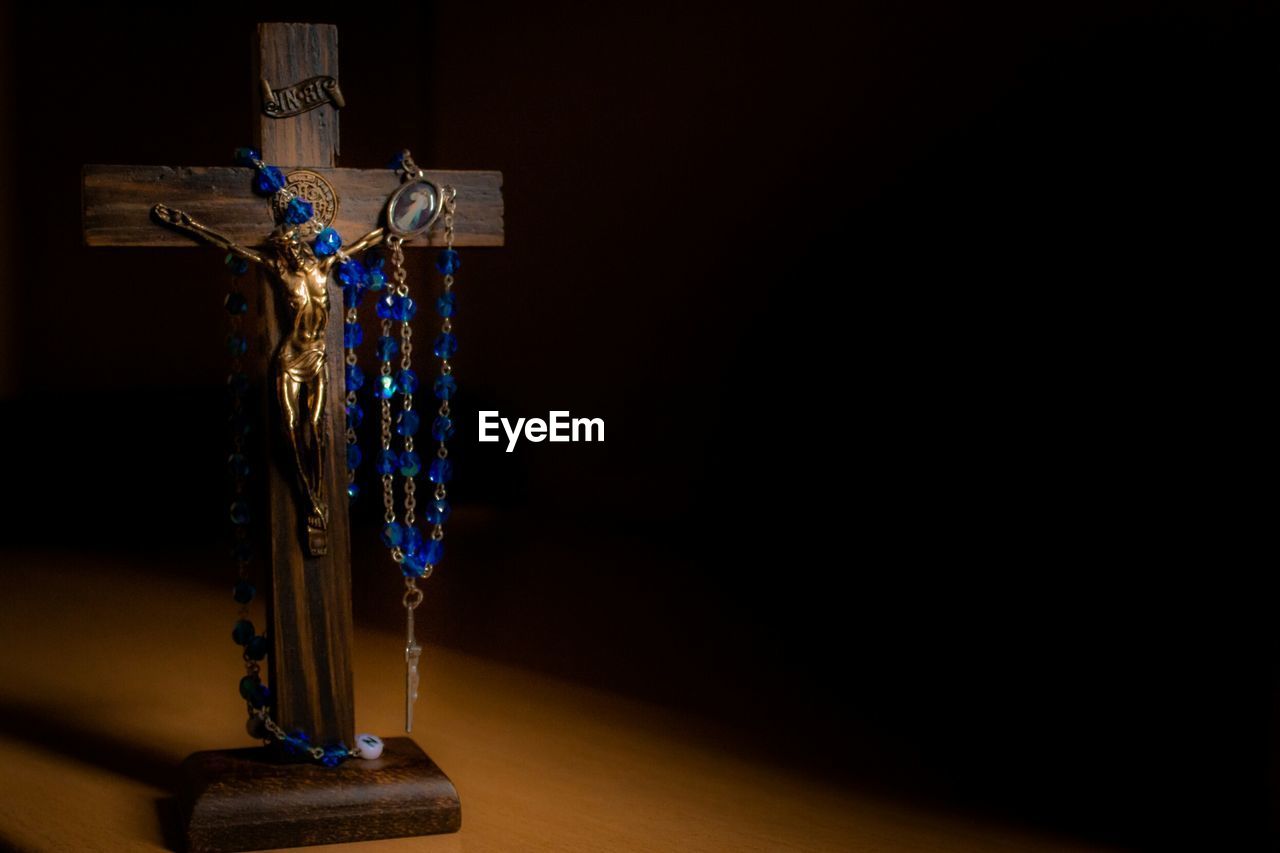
[{"x1": 279, "y1": 341, "x2": 326, "y2": 382}]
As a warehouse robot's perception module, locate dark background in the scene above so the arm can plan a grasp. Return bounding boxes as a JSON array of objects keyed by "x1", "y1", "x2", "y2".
[{"x1": 0, "y1": 2, "x2": 1274, "y2": 849}]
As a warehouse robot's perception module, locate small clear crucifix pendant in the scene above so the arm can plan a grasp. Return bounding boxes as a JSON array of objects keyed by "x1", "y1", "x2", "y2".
[{"x1": 405, "y1": 604, "x2": 422, "y2": 732}]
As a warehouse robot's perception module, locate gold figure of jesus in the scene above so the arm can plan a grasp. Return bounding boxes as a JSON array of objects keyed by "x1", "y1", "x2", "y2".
[{"x1": 152, "y1": 203, "x2": 383, "y2": 556}]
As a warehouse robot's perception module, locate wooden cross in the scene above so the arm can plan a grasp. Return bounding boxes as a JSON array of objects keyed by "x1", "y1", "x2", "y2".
[{"x1": 80, "y1": 22, "x2": 501, "y2": 850}]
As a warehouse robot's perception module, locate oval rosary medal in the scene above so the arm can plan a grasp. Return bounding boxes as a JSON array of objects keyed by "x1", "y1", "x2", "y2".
[{"x1": 385, "y1": 175, "x2": 442, "y2": 238}]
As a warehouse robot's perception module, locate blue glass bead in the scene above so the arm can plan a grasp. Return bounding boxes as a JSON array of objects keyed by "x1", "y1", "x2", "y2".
[
  {"x1": 428, "y1": 457, "x2": 453, "y2": 484},
  {"x1": 225, "y1": 254, "x2": 250, "y2": 276},
  {"x1": 381, "y1": 521, "x2": 405, "y2": 548},
  {"x1": 343, "y1": 284, "x2": 363, "y2": 309},
  {"x1": 336, "y1": 259, "x2": 368, "y2": 288},
  {"x1": 376, "y1": 335, "x2": 398, "y2": 361},
  {"x1": 345, "y1": 363, "x2": 365, "y2": 392},
  {"x1": 245, "y1": 635, "x2": 269, "y2": 661},
  {"x1": 230, "y1": 500, "x2": 251, "y2": 525},
  {"x1": 227, "y1": 372, "x2": 250, "y2": 396},
  {"x1": 399, "y1": 450, "x2": 422, "y2": 477},
  {"x1": 434, "y1": 374, "x2": 457, "y2": 400},
  {"x1": 431, "y1": 415, "x2": 456, "y2": 441},
  {"x1": 388, "y1": 151, "x2": 408, "y2": 170},
  {"x1": 367, "y1": 257, "x2": 387, "y2": 291},
  {"x1": 346, "y1": 404, "x2": 364, "y2": 430},
  {"x1": 228, "y1": 415, "x2": 252, "y2": 439},
  {"x1": 375, "y1": 374, "x2": 398, "y2": 399},
  {"x1": 248, "y1": 682, "x2": 270, "y2": 709},
  {"x1": 396, "y1": 369, "x2": 419, "y2": 395},
  {"x1": 313, "y1": 227, "x2": 342, "y2": 257},
  {"x1": 346, "y1": 443, "x2": 362, "y2": 470},
  {"x1": 228, "y1": 412, "x2": 252, "y2": 437},
  {"x1": 423, "y1": 498, "x2": 451, "y2": 525},
  {"x1": 234, "y1": 147, "x2": 261, "y2": 167},
  {"x1": 436, "y1": 291, "x2": 456, "y2": 318},
  {"x1": 232, "y1": 619, "x2": 255, "y2": 646},
  {"x1": 283, "y1": 197, "x2": 314, "y2": 225},
  {"x1": 230, "y1": 541, "x2": 253, "y2": 562},
  {"x1": 344, "y1": 322, "x2": 363, "y2": 348},
  {"x1": 402, "y1": 550, "x2": 427, "y2": 578},
  {"x1": 226, "y1": 334, "x2": 248, "y2": 356},
  {"x1": 347, "y1": 482, "x2": 361, "y2": 500},
  {"x1": 375, "y1": 294, "x2": 395, "y2": 320},
  {"x1": 376, "y1": 448, "x2": 398, "y2": 476},
  {"x1": 228, "y1": 453, "x2": 250, "y2": 478},
  {"x1": 436, "y1": 248, "x2": 461, "y2": 275},
  {"x1": 224, "y1": 291, "x2": 248, "y2": 314},
  {"x1": 433, "y1": 333, "x2": 458, "y2": 359},
  {"x1": 283, "y1": 732, "x2": 310, "y2": 756},
  {"x1": 239, "y1": 674, "x2": 261, "y2": 700},
  {"x1": 420, "y1": 538, "x2": 444, "y2": 566},
  {"x1": 253, "y1": 165, "x2": 287, "y2": 195},
  {"x1": 396, "y1": 410, "x2": 421, "y2": 437},
  {"x1": 391, "y1": 295, "x2": 418, "y2": 322},
  {"x1": 321, "y1": 746, "x2": 347, "y2": 767},
  {"x1": 403, "y1": 525, "x2": 424, "y2": 556},
  {"x1": 233, "y1": 580, "x2": 255, "y2": 603}
]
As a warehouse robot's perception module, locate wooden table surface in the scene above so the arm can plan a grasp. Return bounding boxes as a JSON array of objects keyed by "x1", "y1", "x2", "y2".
[{"x1": 0, "y1": 551, "x2": 1115, "y2": 852}]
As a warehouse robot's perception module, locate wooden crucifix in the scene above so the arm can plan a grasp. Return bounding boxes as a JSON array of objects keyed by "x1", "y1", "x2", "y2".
[{"x1": 81, "y1": 22, "x2": 502, "y2": 852}]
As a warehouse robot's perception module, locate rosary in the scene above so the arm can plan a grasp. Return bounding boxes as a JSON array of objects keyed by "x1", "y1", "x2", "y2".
[{"x1": 157, "y1": 148, "x2": 460, "y2": 765}]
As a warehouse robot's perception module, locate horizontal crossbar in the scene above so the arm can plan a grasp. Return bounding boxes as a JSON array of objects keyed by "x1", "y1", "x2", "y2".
[{"x1": 82, "y1": 165, "x2": 504, "y2": 248}]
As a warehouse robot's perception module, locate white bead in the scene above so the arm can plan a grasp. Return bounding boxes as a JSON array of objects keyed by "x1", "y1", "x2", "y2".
[{"x1": 355, "y1": 733, "x2": 384, "y2": 759}]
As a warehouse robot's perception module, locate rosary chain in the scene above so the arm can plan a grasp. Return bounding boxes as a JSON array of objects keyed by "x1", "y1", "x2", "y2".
[
  {"x1": 344, "y1": 304, "x2": 360, "y2": 488},
  {"x1": 432, "y1": 187, "x2": 458, "y2": 531},
  {"x1": 382, "y1": 235, "x2": 411, "y2": 561}
]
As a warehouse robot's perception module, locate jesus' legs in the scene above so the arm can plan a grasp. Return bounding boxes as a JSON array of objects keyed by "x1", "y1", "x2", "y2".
[
  {"x1": 304, "y1": 373, "x2": 328, "y2": 527},
  {"x1": 279, "y1": 370, "x2": 328, "y2": 555}
]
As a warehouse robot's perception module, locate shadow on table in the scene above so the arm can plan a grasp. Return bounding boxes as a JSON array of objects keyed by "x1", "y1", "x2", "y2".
[
  {"x1": 155, "y1": 797, "x2": 185, "y2": 853},
  {"x1": 0, "y1": 696, "x2": 187, "y2": 850},
  {"x1": 0, "y1": 696, "x2": 180, "y2": 791}
]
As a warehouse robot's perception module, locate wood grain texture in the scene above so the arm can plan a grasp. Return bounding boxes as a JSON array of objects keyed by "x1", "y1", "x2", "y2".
[
  {"x1": 181, "y1": 738, "x2": 460, "y2": 852},
  {"x1": 81, "y1": 165, "x2": 504, "y2": 247},
  {"x1": 254, "y1": 23, "x2": 340, "y2": 166},
  {"x1": 251, "y1": 22, "x2": 356, "y2": 754}
]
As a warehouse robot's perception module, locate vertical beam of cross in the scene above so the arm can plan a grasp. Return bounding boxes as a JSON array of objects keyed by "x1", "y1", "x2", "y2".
[{"x1": 252, "y1": 22, "x2": 354, "y2": 748}]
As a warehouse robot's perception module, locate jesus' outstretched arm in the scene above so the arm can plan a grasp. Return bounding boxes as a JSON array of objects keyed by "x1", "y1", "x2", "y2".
[
  {"x1": 339, "y1": 227, "x2": 385, "y2": 260},
  {"x1": 151, "y1": 203, "x2": 267, "y2": 266}
]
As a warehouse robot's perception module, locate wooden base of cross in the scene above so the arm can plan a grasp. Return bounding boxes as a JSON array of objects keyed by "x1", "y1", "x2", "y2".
[
  {"x1": 179, "y1": 738, "x2": 459, "y2": 852},
  {"x1": 80, "y1": 22, "x2": 502, "y2": 852}
]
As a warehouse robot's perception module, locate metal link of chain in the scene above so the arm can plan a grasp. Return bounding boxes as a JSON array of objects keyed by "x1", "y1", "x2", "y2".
[
  {"x1": 344, "y1": 304, "x2": 360, "y2": 486},
  {"x1": 404, "y1": 576, "x2": 424, "y2": 609},
  {"x1": 429, "y1": 187, "x2": 458, "y2": 541},
  {"x1": 400, "y1": 289, "x2": 417, "y2": 526},
  {"x1": 250, "y1": 707, "x2": 332, "y2": 760},
  {"x1": 382, "y1": 234, "x2": 422, "y2": 544}
]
